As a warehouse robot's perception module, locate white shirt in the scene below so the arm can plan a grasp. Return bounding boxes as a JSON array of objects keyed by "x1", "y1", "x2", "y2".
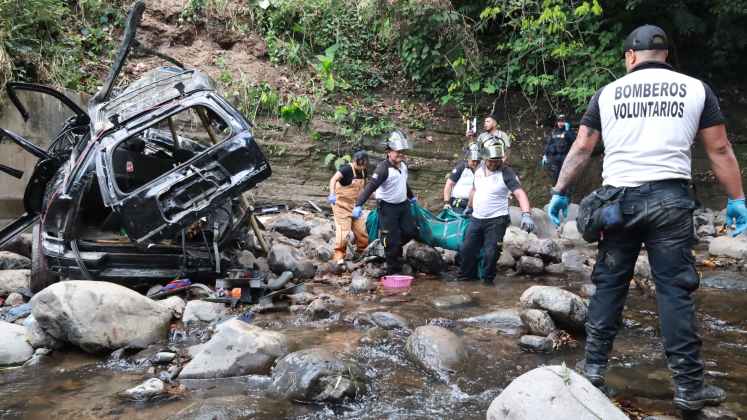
[
  {"x1": 472, "y1": 164, "x2": 521, "y2": 219},
  {"x1": 582, "y1": 62, "x2": 725, "y2": 187},
  {"x1": 449, "y1": 162, "x2": 475, "y2": 199}
]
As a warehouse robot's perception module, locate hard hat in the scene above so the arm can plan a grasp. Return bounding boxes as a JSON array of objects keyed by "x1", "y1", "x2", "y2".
[
  {"x1": 482, "y1": 138, "x2": 506, "y2": 160},
  {"x1": 353, "y1": 150, "x2": 369, "y2": 162},
  {"x1": 384, "y1": 130, "x2": 410, "y2": 151},
  {"x1": 466, "y1": 142, "x2": 481, "y2": 161}
]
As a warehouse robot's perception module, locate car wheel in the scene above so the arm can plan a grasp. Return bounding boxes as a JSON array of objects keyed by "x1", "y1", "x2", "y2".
[{"x1": 31, "y1": 223, "x2": 59, "y2": 293}]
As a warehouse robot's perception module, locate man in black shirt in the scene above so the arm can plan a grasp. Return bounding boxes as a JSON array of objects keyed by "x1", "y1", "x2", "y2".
[
  {"x1": 328, "y1": 151, "x2": 369, "y2": 264},
  {"x1": 542, "y1": 114, "x2": 575, "y2": 184}
]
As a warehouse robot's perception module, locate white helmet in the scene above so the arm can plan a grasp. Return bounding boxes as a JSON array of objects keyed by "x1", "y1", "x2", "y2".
[
  {"x1": 482, "y1": 138, "x2": 506, "y2": 160},
  {"x1": 384, "y1": 130, "x2": 410, "y2": 151}
]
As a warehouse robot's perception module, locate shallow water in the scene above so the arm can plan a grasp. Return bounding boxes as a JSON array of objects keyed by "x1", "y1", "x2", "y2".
[{"x1": 2, "y1": 270, "x2": 746, "y2": 419}]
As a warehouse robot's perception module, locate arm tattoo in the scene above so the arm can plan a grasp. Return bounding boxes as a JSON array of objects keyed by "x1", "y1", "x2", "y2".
[{"x1": 555, "y1": 128, "x2": 597, "y2": 193}]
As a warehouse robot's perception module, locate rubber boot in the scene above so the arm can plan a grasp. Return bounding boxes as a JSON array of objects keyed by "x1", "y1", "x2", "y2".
[{"x1": 673, "y1": 384, "x2": 726, "y2": 411}]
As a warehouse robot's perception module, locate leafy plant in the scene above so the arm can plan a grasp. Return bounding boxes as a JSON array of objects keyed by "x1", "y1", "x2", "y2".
[{"x1": 280, "y1": 95, "x2": 313, "y2": 126}]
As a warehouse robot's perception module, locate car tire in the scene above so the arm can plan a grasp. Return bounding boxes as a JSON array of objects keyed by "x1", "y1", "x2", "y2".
[{"x1": 31, "y1": 223, "x2": 59, "y2": 293}]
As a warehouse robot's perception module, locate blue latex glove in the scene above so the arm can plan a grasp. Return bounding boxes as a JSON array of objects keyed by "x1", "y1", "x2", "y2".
[
  {"x1": 327, "y1": 193, "x2": 336, "y2": 205},
  {"x1": 726, "y1": 198, "x2": 747, "y2": 237},
  {"x1": 352, "y1": 206, "x2": 363, "y2": 219},
  {"x1": 540, "y1": 155, "x2": 547, "y2": 168},
  {"x1": 520, "y1": 212, "x2": 535, "y2": 233},
  {"x1": 409, "y1": 197, "x2": 417, "y2": 204},
  {"x1": 548, "y1": 193, "x2": 570, "y2": 226}
]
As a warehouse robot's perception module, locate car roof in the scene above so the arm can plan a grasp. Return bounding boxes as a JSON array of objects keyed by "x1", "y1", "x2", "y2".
[{"x1": 89, "y1": 67, "x2": 217, "y2": 136}]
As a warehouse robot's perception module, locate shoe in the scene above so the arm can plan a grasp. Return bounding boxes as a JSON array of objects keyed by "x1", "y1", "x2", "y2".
[
  {"x1": 576, "y1": 360, "x2": 607, "y2": 388},
  {"x1": 673, "y1": 384, "x2": 726, "y2": 411}
]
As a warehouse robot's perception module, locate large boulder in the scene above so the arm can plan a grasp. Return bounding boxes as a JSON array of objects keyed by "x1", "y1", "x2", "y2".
[
  {"x1": 560, "y1": 221, "x2": 584, "y2": 243},
  {"x1": 405, "y1": 325, "x2": 466, "y2": 377},
  {"x1": 302, "y1": 235, "x2": 334, "y2": 261},
  {"x1": 520, "y1": 309, "x2": 556, "y2": 336},
  {"x1": 182, "y1": 300, "x2": 226, "y2": 324},
  {"x1": 503, "y1": 226, "x2": 532, "y2": 255},
  {"x1": 268, "y1": 243, "x2": 316, "y2": 279},
  {"x1": 486, "y1": 365, "x2": 628, "y2": 420},
  {"x1": 0, "y1": 321, "x2": 34, "y2": 365},
  {"x1": 179, "y1": 319, "x2": 288, "y2": 379},
  {"x1": 459, "y1": 309, "x2": 524, "y2": 335},
  {"x1": 0, "y1": 269, "x2": 30, "y2": 296},
  {"x1": 404, "y1": 241, "x2": 445, "y2": 274},
  {"x1": 270, "y1": 215, "x2": 311, "y2": 240},
  {"x1": 526, "y1": 239, "x2": 561, "y2": 262},
  {"x1": 520, "y1": 286, "x2": 588, "y2": 332},
  {"x1": 23, "y1": 314, "x2": 63, "y2": 349},
  {"x1": 309, "y1": 221, "x2": 335, "y2": 241},
  {"x1": 0, "y1": 251, "x2": 31, "y2": 270},
  {"x1": 269, "y1": 347, "x2": 366, "y2": 402},
  {"x1": 0, "y1": 233, "x2": 32, "y2": 258},
  {"x1": 709, "y1": 235, "x2": 747, "y2": 259},
  {"x1": 30, "y1": 281, "x2": 173, "y2": 353},
  {"x1": 159, "y1": 296, "x2": 186, "y2": 319},
  {"x1": 561, "y1": 250, "x2": 587, "y2": 273}
]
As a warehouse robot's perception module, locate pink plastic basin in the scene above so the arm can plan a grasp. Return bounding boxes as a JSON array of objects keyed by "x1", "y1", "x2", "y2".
[{"x1": 381, "y1": 275, "x2": 414, "y2": 289}]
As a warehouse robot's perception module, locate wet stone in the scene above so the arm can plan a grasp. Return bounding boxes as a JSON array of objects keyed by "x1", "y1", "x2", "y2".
[
  {"x1": 406, "y1": 326, "x2": 466, "y2": 377},
  {"x1": 496, "y1": 252, "x2": 515, "y2": 269},
  {"x1": 459, "y1": 309, "x2": 524, "y2": 335},
  {"x1": 526, "y1": 239, "x2": 561, "y2": 262},
  {"x1": 519, "y1": 285, "x2": 588, "y2": 332},
  {"x1": 520, "y1": 309, "x2": 556, "y2": 337},
  {"x1": 701, "y1": 272, "x2": 747, "y2": 291},
  {"x1": 517, "y1": 256, "x2": 544, "y2": 275},
  {"x1": 370, "y1": 312, "x2": 409, "y2": 330},
  {"x1": 695, "y1": 407, "x2": 740, "y2": 420},
  {"x1": 561, "y1": 250, "x2": 587, "y2": 273},
  {"x1": 545, "y1": 263, "x2": 565, "y2": 274},
  {"x1": 269, "y1": 215, "x2": 311, "y2": 240},
  {"x1": 351, "y1": 270, "x2": 376, "y2": 293},
  {"x1": 117, "y1": 378, "x2": 165, "y2": 401},
  {"x1": 518, "y1": 335, "x2": 553, "y2": 352},
  {"x1": 182, "y1": 300, "x2": 227, "y2": 324},
  {"x1": 404, "y1": 241, "x2": 445, "y2": 274},
  {"x1": 431, "y1": 294, "x2": 475, "y2": 309},
  {"x1": 709, "y1": 235, "x2": 747, "y2": 259}
]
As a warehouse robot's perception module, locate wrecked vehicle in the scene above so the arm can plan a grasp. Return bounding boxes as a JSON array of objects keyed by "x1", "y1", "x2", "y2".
[{"x1": 0, "y1": 1, "x2": 271, "y2": 291}]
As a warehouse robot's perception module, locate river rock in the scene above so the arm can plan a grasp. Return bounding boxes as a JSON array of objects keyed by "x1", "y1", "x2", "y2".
[
  {"x1": 560, "y1": 220, "x2": 584, "y2": 243},
  {"x1": 497, "y1": 251, "x2": 516, "y2": 269},
  {"x1": 404, "y1": 241, "x2": 445, "y2": 274},
  {"x1": 30, "y1": 281, "x2": 172, "y2": 353},
  {"x1": 0, "y1": 233, "x2": 31, "y2": 258},
  {"x1": 4, "y1": 292, "x2": 24, "y2": 306},
  {"x1": 405, "y1": 325, "x2": 466, "y2": 377},
  {"x1": 158, "y1": 296, "x2": 186, "y2": 319},
  {"x1": 351, "y1": 270, "x2": 376, "y2": 292},
  {"x1": 370, "y1": 311, "x2": 410, "y2": 330},
  {"x1": 561, "y1": 250, "x2": 587, "y2": 273},
  {"x1": 697, "y1": 224, "x2": 716, "y2": 238},
  {"x1": 270, "y1": 215, "x2": 311, "y2": 240},
  {"x1": 364, "y1": 239, "x2": 386, "y2": 259},
  {"x1": 438, "y1": 248, "x2": 458, "y2": 265},
  {"x1": 182, "y1": 300, "x2": 226, "y2": 324},
  {"x1": 268, "y1": 243, "x2": 316, "y2": 279},
  {"x1": 517, "y1": 256, "x2": 544, "y2": 275},
  {"x1": 364, "y1": 262, "x2": 387, "y2": 279},
  {"x1": 487, "y1": 365, "x2": 628, "y2": 420},
  {"x1": 310, "y1": 221, "x2": 335, "y2": 241},
  {"x1": 634, "y1": 254, "x2": 652, "y2": 279},
  {"x1": 519, "y1": 286, "x2": 588, "y2": 331},
  {"x1": 269, "y1": 347, "x2": 366, "y2": 402},
  {"x1": 0, "y1": 251, "x2": 31, "y2": 270},
  {"x1": 180, "y1": 319, "x2": 288, "y2": 379},
  {"x1": 0, "y1": 269, "x2": 30, "y2": 296},
  {"x1": 715, "y1": 208, "x2": 727, "y2": 226},
  {"x1": 0, "y1": 321, "x2": 34, "y2": 365},
  {"x1": 302, "y1": 235, "x2": 334, "y2": 261},
  {"x1": 579, "y1": 283, "x2": 597, "y2": 298},
  {"x1": 545, "y1": 263, "x2": 565, "y2": 274},
  {"x1": 306, "y1": 297, "x2": 343, "y2": 320},
  {"x1": 118, "y1": 378, "x2": 165, "y2": 401},
  {"x1": 694, "y1": 208, "x2": 716, "y2": 227},
  {"x1": 503, "y1": 226, "x2": 532, "y2": 254},
  {"x1": 236, "y1": 250, "x2": 256, "y2": 269},
  {"x1": 520, "y1": 309, "x2": 556, "y2": 336},
  {"x1": 694, "y1": 407, "x2": 740, "y2": 420},
  {"x1": 526, "y1": 239, "x2": 561, "y2": 262},
  {"x1": 459, "y1": 309, "x2": 524, "y2": 335},
  {"x1": 23, "y1": 314, "x2": 63, "y2": 349},
  {"x1": 431, "y1": 294, "x2": 475, "y2": 309},
  {"x1": 701, "y1": 272, "x2": 747, "y2": 291},
  {"x1": 709, "y1": 235, "x2": 747, "y2": 259},
  {"x1": 519, "y1": 335, "x2": 553, "y2": 352}
]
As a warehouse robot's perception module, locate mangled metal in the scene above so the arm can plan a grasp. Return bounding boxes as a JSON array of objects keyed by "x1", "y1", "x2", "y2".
[{"x1": 0, "y1": 0, "x2": 271, "y2": 290}]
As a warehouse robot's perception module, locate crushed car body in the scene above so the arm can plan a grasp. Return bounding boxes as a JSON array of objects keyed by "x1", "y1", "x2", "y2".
[{"x1": 0, "y1": 1, "x2": 271, "y2": 291}]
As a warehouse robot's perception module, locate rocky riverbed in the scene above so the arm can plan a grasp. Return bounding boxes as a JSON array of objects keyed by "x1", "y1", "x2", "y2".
[{"x1": 0, "y1": 208, "x2": 746, "y2": 419}]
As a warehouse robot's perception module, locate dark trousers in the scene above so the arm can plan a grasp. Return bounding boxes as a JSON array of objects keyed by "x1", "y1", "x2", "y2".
[
  {"x1": 585, "y1": 180, "x2": 702, "y2": 389},
  {"x1": 459, "y1": 215, "x2": 510, "y2": 282},
  {"x1": 379, "y1": 200, "x2": 417, "y2": 274}
]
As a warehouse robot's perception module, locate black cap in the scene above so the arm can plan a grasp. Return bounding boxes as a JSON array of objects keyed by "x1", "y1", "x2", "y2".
[
  {"x1": 556, "y1": 114, "x2": 566, "y2": 121},
  {"x1": 486, "y1": 112, "x2": 500, "y2": 122},
  {"x1": 353, "y1": 150, "x2": 368, "y2": 162},
  {"x1": 623, "y1": 25, "x2": 668, "y2": 51}
]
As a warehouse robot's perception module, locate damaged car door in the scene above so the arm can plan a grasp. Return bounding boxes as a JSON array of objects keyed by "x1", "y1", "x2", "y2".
[{"x1": 95, "y1": 93, "x2": 271, "y2": 246}]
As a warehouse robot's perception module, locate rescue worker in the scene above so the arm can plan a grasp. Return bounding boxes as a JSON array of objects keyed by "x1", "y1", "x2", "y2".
[
  {"x1": 327, "y1": 150, "x2": 369, "y2": 264},
  {"x1": 353, "y1": 130, "x2": 417, "y2": 274},
  {"x1": 547, "y1": 25, "x2": 746, "y2": 411},
  {"x1": 443, "y1": 142, "x2": 480, "y2": 213},
  {"x1": 459, "y1": 139, "x2": 534, "y2": 284},
  {"x1": 541, "y1": 114, "x2": 575, "y2": 184},
  {"x1": 467, "y1": 113, "x2": 512, "y2": 161}
]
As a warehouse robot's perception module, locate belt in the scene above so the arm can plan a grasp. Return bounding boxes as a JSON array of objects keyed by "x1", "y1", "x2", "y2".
[
  {"x1": 450, "y1": 198, "x2": 468, "y2": 208},
  {"x1": 626, "y1": 179, "x2": 689, "y2": 193}
]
